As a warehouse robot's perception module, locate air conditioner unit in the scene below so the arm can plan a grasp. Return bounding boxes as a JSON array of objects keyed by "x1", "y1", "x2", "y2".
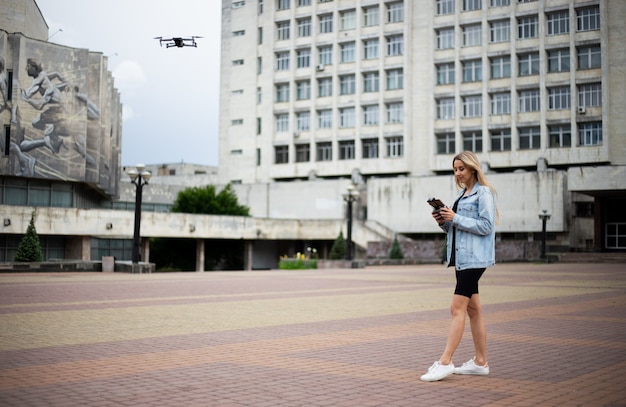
[
  {"x1": 578, "y1": 106, "x2": 586, "y2": 114},
  {"x1": 316, "y1": 64, "x2": 324, "y2": 71}
]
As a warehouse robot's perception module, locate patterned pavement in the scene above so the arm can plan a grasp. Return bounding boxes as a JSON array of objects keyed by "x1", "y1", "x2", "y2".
[{"x1": 0, "y1": 262, "x2": 625, "y2": 407}]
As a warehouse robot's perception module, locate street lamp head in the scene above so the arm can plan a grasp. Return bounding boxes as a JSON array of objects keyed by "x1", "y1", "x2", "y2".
[
  {"x1": 140, "y1": 170, "x2": 152, "y2": 183},
  {"x1": 135, "y1": 163, "x2": 146, "y2": 172},
  {"x1": 538, "y1": 209, "x2": 552, "y2": 220},
  {"x1": 127, "y1": 169, "x2": 139, "y2": 181}
]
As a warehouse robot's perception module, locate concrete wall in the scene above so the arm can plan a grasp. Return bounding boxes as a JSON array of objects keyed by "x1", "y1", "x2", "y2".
[{"x1": 0, "y1": 0, "x2": 47, "y2": 41}]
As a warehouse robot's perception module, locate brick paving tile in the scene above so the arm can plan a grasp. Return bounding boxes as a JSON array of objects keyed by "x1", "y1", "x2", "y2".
[{"x1": 0, "y1": 262, "x2": 625, "y2": 406}]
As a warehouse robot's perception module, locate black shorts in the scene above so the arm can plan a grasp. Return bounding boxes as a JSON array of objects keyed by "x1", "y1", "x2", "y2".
[{"x1": 454, "y1": 268, "x2": 486, "y2": 298}]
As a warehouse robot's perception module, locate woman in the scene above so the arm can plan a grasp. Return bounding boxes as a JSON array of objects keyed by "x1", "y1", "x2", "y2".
[{"x1": 420, "y1": 151, "x2": 497, "y2": 382}]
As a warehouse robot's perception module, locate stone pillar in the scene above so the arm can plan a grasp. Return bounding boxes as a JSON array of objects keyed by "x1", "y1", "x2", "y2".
[{"x1": 195, "y1": 239, "x2": 205, "y2": 272}]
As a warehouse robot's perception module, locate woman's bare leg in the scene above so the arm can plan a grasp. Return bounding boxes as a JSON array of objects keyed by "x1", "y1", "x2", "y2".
[{"x1": 439, "y1": 294, "x2": 470, "y2": 365}]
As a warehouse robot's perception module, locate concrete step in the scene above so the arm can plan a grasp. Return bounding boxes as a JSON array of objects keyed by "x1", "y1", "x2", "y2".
[{"x1": 558, "y1": 252, "x2": 626, "y2": 264}]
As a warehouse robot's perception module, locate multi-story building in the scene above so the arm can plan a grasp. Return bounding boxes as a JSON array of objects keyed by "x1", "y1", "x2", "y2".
[{"x1": 219, "y1": 0, "x2": 626, "y2": 253}]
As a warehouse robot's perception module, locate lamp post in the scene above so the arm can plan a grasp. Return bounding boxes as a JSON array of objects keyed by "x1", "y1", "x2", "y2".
[
  {"x1": 538, "y1": 210, "x2": 551, "y2": 259},
  {"x1": 342, "y1": 185, "x2": 359, "y2": 261},
  {"x1": 128, "y1": 164, "x2": 151, "y2": 264}
]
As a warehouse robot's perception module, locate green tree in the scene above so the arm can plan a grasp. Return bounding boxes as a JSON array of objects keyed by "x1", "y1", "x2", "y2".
[
  {"x1": 14, "y1": 211, "x2": 44, "y2": 262},
  {"x1": 329, "y1": 231, "x2": 347, "y2": 260},
  {"x1": 171, "y1": 183, "x2": 250, "y2": 216},
  {"x1": 389, "y1": 236, "x2": 404, "y2": 259}
]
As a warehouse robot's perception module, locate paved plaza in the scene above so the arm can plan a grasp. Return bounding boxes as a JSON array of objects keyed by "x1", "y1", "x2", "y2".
[{"x1": 0, "y1": 262, "x2": 625, "y2": 406}]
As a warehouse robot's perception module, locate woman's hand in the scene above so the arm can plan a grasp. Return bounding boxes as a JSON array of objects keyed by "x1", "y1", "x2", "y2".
[
  {"x1": 432, "y1": 210, "x2": 445, "y2": 225},
  {"x1": 438, "y1": 207, "x2": 456, "y2": 222}
]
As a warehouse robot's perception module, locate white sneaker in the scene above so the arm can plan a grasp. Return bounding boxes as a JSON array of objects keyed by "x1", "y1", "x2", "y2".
[
  {"x1": 420, "y1": 361, "x2": 455, "y2": 382},
  {"x1": 454, "y1": 358, "x2": 489, "y2": 376}
]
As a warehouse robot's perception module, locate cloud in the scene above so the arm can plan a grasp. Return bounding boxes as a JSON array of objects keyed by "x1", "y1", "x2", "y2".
[
  {"x1": 112, "y1": 60, "x2": 147, "y2": 95},
  {"x1": 122, "y1": 105, "x2": 134, "y2": 122}
]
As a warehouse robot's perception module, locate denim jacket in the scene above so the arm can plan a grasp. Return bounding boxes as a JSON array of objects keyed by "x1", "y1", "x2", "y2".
[{"x1": 441, "y1": 182, "x2": 496, "y2": 270}]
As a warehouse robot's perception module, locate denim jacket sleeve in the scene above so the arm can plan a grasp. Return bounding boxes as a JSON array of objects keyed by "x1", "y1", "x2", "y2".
[{"x1": 452, "y1": 186, "x2": 495, "y2": 236}]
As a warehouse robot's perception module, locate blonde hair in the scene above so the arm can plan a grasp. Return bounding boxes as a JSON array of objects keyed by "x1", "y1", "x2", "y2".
[{"x1": 453, "y1": 151, "x2": 499, "y2": 220}]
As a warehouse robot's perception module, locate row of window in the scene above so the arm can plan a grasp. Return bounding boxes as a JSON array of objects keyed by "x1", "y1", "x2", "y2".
[
  {"x1": 436, "y1": 83, "x2": 601, "y2": 119},
  {"x1": 436, "y1": 6, "x2": 599, "y2": 50},
  {"x1": 273, "y1": 69, "x2": 403, "y2": 102},
  {"x1": 436, "y1": 0, "x2": 584, "y2": 15},
  {"x1": 436, "y1": 122, "x2": 602, "y2": 154},
  {"x1": 271, "y1": 102, "x2": 404, "y2": 132},
  {"x1": 272, "y1": 35, "x2": 403, "y2": 71},
  {"x1": 273, "y1": 136, "x2": 404, "y2": 164},
  {"x1": 436, "y1": 45, "x2": 600, "y2": 85},
  {"x1": 274, "y1": 2, "x2": 403, "y2": 41}
]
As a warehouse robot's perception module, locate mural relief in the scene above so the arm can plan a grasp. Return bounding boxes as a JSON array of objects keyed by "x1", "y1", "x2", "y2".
[{"x1": 0, "y1": 35, "x2": 121, "y2": 198}]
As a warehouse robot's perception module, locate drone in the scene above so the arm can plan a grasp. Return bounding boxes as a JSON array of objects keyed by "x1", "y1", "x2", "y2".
[{"x1": 154, "y1": 36, "x2": 202, "y2": 48}]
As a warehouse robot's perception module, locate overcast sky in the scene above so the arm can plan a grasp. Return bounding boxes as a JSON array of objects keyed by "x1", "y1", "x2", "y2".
[{"x1": 35, "y1": 0, "x2": 222, "y2": 167}]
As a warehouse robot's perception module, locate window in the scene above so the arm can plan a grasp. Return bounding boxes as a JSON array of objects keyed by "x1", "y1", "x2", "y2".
[
  {"x1": 363, "y1": 72, "x2": 379, "y2": 92},
  {"x1": 341, "y1": 9, "x2": 356, "y2": 30},
  {"x1": 362, "y1": 138, "x2": 379, "y2": 159},
  {"x1": 257, "y1": 87, "x2": 262, "y2": 104},
  {"x1": 277, "y1": 21, "x2": 290, "y2": 40},
  {"x1": 490, "y1": 20, "x2": 510, "y2": 43},
  {"x1": 463, "y1": 60, "x2": 482, "y2": 82},
  {"x1": 518, "y1": 53, "x2": 539, "y2": 76},
  {"x1": 386, "y1": 68, "x2": 403, "y2": 90},
  {"x1": 463, "y1": 24, "x2": 482, "y2": 47},
  {"x1": 276, "y1": 83, "x2": 289, "y2": 102},
  {"x1": 277, "y1": 0, "x2": 290, "y2": 10},
  {"x1": 386, "y1": 136, "x2": 404, "y2": 157},
  {"x1": 318, "y1": 78, "x2": 332, "y2": 97},
  {"x1": 233, "y1": 1, "x2": 245, "y2": 8},
  {"x1": 519, "y1": 89, "x2": 540, "y2": 112},
  {"x1": 297, "y1": 48, "x2": 311, "y2": 68},
  {"x1": 437, "y1": 63, "x2": 455, "y2": 85},
  {"x1": 340, "y1": 42, "x2": 356, "y2": 63},
  {"x1": 437, "y1": 98, "x2": 455, "y2": 120},
  {"x1": 316, "y1": 142, "x2": 332, "y2": 161},
  {"x1": 363, "y1": 104, "x2": 379, "y2": 125},
  {"x1": 518, "y1": 16, "x2": 538, "y2": 39},
  {"x1": 258, "y1": 0, "x2": 264, "y2": 13},
  {"x1": 386, "y1": 35, "x2": 403, "y2": 56},
  {"x1": 339, "y1": 140, "x2": 355, "y2": 160},
  {"x1": 232, "y1": 59, "x2": 244, "y2": 66},
  {"x1": 491, "y1": 92, "x2": 511, "y2": 115},
  {"x1": 257, "y1": 117, "x2": 262, "y2": 134},
  {"x1": 491, "y1": 129, "x2": 511, "y2": 151},
  {"x1": 463, "y1": 95, "x2": 482, "y2": 117},
  {"x1": 549, "y1": 125, "x2": 571, "y2": 147},
  {"x1": 577, "y1": 7, "x2": 600, "y2": 32},
  {"x1": 340, "y1": 74, "x2": 356, "y2": 95},
  {"x1": 275, "y1": 145, "x2": 289, "y2": 164},
  {"x1": 258, "y1": 27, "x2": 263, "y2": 44},
  {"x1": 231, "y1": 119, "x2": 243, "y2": 125},
  {"x1": 464, "y1": 0, "x2": 481, "y2": 11},
  {"x1": 387, "y1": 2, "x2": 404, "y2": 23},
  {"x1": 437, "y1": 133, "x2": 456, "y2": 154},
  {"x1": 339, "y1": 107, "x2": 355, "y2": 128},
  {"x1": 363, "y1": 39, "x2": 379, "y2": 59},
  {"x1": 276, "y1": 114, "x2": 289, "y2": 132},
  {"x1": 298, "y1": 18, "x2": 312, "y2": 37},
  {"x1": 319, "y1": 14, "x2": 333, "y2": 33},
  {"x1": 606, "y1": 223, "x2": 626, "y2": 249},
  {"x1": 386, "y1": 102, "x2": 403, "y2": 123},
  {"x1": 363, "y1": 6, "x2": 379, "y2": 26},
  {"x1": 548, "y1": 86, "x2": 570, "y2": 110},
  {"x1": 578, "y1": 45, "x2": 601, "y2": 70},
  {"x1": 257, "y1": 57, "x2": 262, "y2": 74},
  {"x1": 519, "y1": 126, "x2": 540, "y2": 149},
  {"x1": 276, "y1": 52, "x2": 290, "y2": 71},
  {"x1": 296, "y1": 80, "x2": 311, "y2": 100},
  {"x1": 295, "y1": 144, "x2": 310, "y2": 162},
  {"x1": 318, "y1": 109, "x2": 332, "y2": 128},
  {"x1": 547, "y1": 11, "x2": 569, "y2": 35},
  {"x1": 463, "y1": 131, "x2": 483, "y2": 152},
  {"x1": 578, "y1": 83, "x2": 602, "y2": 107},
  {"x1": 491, "y1": 0, "x2": 510, "y2": 6},
  {"x1": 298, "y1": 0, "x2": 311, "y2": 5},
  {"x1": 437, "y1": 28, "x2": 455, "y2": 50},
  {"x1": 296, "y1": 111, "x2": 310, "y2": 130},
  {"x1": 437, "y1": 0, "x2": 454, "y2": 15},
  {"x1": 233, "y1": 30, "x2": 245, "y2": 37},
  {"x1": 579, "y1": 122, "x2": 602, "y2": 146},
  {"x1": 318, "y1": 46, "x2": 332, "y2": 65},
  {"x1": 490, "y1": 56, "x2": 511, "y2": 79},
  {"x1": 548, "y1": 49, "x2": 570, "y2": 73}
]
